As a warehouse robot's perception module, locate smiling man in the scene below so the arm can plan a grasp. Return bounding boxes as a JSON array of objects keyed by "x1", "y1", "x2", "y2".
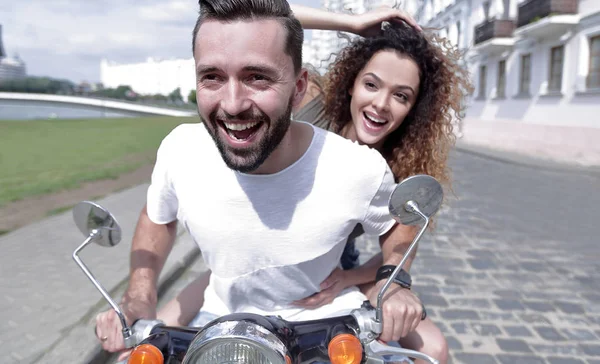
[{"x1": 95, "y1": 0, "x2": 424, "y2": 353}]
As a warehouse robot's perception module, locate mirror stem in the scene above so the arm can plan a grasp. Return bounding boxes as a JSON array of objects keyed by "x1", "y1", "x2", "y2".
[
  {"x1": 72, "y1": 229, "x2": 133, "y2": 342},
  {"x1": 375, "y1": 201, "x2": 430, "y2": 324}
]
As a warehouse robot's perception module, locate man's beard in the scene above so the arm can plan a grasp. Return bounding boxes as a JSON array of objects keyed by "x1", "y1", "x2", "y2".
[{"x1": 202, "y1": 96, "x2": 294, "y2": 173}]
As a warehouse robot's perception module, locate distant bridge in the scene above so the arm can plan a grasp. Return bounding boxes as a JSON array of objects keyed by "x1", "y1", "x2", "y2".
[{"x1": 0, "y1": 92, "x2": 197, "y2": 118}]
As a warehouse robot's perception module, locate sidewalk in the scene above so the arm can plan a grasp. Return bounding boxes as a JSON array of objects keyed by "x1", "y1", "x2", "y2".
[{"x1": 0, "y1": 184, "x2": 202, "y2": 364}]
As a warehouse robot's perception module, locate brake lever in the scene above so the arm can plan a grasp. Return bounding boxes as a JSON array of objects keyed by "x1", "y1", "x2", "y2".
[{"x1": 364, "y1": 340, "x2": 440, "y2": 364}]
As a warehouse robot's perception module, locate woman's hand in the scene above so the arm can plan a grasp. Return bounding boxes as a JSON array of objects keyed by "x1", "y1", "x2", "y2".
[
  {"x1": 350, "y1": 6, "x2": 422, "y2": 37},
  {"x1": 293, "y1": 268, "x2": 349, "y2": 309}
]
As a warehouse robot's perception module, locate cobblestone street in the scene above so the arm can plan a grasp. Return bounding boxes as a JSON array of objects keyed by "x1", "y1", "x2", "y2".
[{"x1": 353, "y1": 150, "x2": 600, "y2": 363}]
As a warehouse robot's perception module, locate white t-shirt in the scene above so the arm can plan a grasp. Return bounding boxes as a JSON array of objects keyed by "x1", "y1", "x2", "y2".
[{"x1": 146, "y1": 122, "x2": 396, "y2": 321}]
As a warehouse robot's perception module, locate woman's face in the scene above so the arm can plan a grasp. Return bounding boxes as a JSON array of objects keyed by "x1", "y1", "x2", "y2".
[{"x1": 348, "y1": 50, "x2": 421, "y2": 149}]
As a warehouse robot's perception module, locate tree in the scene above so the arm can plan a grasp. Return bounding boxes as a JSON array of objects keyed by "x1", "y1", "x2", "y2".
[
  {"x1": 168, "y1": 87, "x2": 183, "y2": 103},
  {"x1": 187, "y1": 89, "x2": 197, "y2": 104}
]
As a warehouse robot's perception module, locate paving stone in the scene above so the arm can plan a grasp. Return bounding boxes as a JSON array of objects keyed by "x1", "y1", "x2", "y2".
[
  {"x1": 451, "y1": 322, "x2": 470, "y2": 335},
  {"x1": 560, "y1": 328, "x2": 597, "y2": 341},
  {"x1": 440, "y1": 286, "x2": 464, "y2": 295},
  {"x1": 524, "y1": 301, "x2": 557, "y2": 312},
  {"x1": 419, "y1": 292, "x2": 450, "y2": 307},
  {"x1": 547, "y1": 358, "x2": 586, "y2": 364},
  {"x1": 446, "y1": 335, "x2": 463, "y2": 350},
  {"x1": 496, "y1": 338, "x2": 533, "y2": 353},
  {"x1": 449, "y1": 298, "x2": 491, "y2": 309},
  {"x1": 479, "y1": 311, "x2": 519, "y2": 322},
  {"x1": 554, "y1": 301, "x2": 586, "y2": 314},
  {"x1": 494, "y1": 289, "x2": 523, "y2": 299},
  {"x1": 580, "y1": 293, "x2": 600, "y2": 302},
  {"x1": 414, "y1": 285, "x2": 441, "y2": 294},
  {"x1": 441, "y1": 309, "x2": 480, "y2": 320},
  {"x1": 496, "y1": 354, "x2": 546, "y2": 364},
  {"x1": 519, "y1": 313, "x2": 552, "y2": 325},
  {"x1": 495, "y1": 299, "x2": 526, "y2": 311},
  {"x1": 535, "y1": 326, "x2": 568, "y2": 341},
  {"x1": 580, "y1": 344, "x2": 600, "y2": 357},
  {"x1": 468, "y1": 258, "x2": 498, "y2": 270},
  {"x1": 504, "y1": 325, "x2": 534, "y2": 337},
  {"x1": 471, "y1": 323, "x2": 502, "y2": 336},
  {"x1": 530, "y1": 344, "x2": 584, "y2": 356},
  {"x1": 454, "y1": 353, "x2": 499, "y2": 364}
]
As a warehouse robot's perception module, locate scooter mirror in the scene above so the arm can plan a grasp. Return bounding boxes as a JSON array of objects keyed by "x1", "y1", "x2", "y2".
[
  {"x1": 72, "y1": 201, "x2": 122, "y2": 247},
  {"x1": 388, "y1": 175, "x2": 444, "y2": 226}
]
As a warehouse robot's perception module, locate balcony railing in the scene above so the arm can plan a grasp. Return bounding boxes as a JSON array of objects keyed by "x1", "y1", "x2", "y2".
[
  {"x1": 474, "y1": 18, "x2": 516, "y2": 45},
  {"x1": 517, "y1": 0, "x2": 578, "y2": 28}
]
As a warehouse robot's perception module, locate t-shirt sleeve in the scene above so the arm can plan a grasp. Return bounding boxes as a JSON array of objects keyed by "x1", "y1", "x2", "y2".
[
  {"x1": 146, "y1": 132, "x2": 179, "y2": 225},
  {"x1": 361, "y1": 163, "x2": 397, "y2": 236}
]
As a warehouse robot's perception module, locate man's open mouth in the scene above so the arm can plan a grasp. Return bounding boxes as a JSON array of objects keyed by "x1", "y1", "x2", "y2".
[{"x1": 220, "y1": 120, "x2": 263, "y2": 142}]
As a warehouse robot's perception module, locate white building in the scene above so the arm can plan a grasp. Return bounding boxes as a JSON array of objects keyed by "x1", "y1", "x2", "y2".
[
  {"x1": 424, "y1": 0, "x2": 600, "y2": 164},
  {"x1": 0, "y1": 25, "x2": 27, "y2": 81},
  {"x1": 100, "y1": 57, "x2": 195, "y2": 98},
  {"x1": 303, "y1": 0, "x2": 402, "y2": 73}
]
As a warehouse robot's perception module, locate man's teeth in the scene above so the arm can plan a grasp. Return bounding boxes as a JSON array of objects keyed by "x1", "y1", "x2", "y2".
[
  {"x1": 364, "y1": 113, "x2": 387, "y2": 124},
  {"x1": 224, "y1": 121, "x2": 259, "y2": 131}
]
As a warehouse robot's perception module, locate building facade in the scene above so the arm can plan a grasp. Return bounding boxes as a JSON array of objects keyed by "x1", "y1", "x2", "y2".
[
  {"x1": 0, "y1": 25, "x2": 27, "y2": 81},
  {"x1": 419, "y1": 0, "x2": 600, "y2": 164},
  {"x1": 100, "y1": 57, "x2": 196, "y2": 99}
]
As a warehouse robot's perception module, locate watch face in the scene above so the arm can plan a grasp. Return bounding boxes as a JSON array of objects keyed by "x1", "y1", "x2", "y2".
[{"x1": 395, "y1": 270, "x2": 412, "y2": 287}]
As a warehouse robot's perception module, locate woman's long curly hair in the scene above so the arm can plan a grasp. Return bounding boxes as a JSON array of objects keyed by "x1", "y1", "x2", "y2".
[{"x1": 323, "y1": 23, "x2": 473, "y2": 188}]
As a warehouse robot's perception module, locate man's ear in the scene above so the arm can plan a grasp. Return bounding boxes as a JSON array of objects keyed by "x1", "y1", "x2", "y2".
[{"x1": 292, "y1": 69, "x2": 309, "y2": 108}]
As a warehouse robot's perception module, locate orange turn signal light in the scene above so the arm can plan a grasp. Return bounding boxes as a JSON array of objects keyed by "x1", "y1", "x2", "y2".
[
  {"x1": 328, "y1": 333, "x2": 363, "y2": 364},
  {"x1": 128, "y1": 343, "x2": 164, "y2": 364}
]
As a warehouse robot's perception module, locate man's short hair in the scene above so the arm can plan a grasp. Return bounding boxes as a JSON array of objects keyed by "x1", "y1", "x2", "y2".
[{"x1": 193, "y1": 0, "x2": 304, "y2": 73}]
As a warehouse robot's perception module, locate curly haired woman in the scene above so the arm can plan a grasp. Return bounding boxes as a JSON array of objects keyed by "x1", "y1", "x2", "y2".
[{"x1": 290, "y1": 18, "x2": 472, "y2": 362}]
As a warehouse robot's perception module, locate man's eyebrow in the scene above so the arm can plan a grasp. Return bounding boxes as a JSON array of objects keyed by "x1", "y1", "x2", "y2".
[
  {"x1": 196, "y1": 65, "x2": 220, "y2": 74},
  {"x1": 242, "y1": 65, "x2": 280, "y2": 76}
]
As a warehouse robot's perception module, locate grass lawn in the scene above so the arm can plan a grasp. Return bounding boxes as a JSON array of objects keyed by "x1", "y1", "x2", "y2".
[{"x1": 0, "y1": 116, "x2": 196, "y2": 207}]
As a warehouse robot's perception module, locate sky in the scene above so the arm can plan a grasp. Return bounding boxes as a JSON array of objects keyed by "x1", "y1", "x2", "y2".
[{"x1": 0, "y1": 0, "x2": 321, "y2": 84}]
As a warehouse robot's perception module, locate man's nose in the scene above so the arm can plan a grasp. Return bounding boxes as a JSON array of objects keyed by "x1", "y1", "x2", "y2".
[{"x1": 220, "y1": 80, "x2": 252, "y2": 116}]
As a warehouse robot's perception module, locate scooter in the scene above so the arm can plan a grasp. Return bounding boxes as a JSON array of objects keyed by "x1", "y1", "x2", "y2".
[{"x1": 71, "y1": 174, "x2": 444, "y2": 364}]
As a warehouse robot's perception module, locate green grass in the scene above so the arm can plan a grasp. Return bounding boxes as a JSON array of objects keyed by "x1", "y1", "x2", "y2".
[{"x1": 0, "y1": 116, "x2": 196, "y2": 207}]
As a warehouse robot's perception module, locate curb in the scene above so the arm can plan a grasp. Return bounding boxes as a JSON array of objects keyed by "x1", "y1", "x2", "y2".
[
  {"x1": 454, "y1": 142, "x2": 600, "y2": 178},
  {"x1": 81, "y1": 236, "x2": 201, "y2": 364}
]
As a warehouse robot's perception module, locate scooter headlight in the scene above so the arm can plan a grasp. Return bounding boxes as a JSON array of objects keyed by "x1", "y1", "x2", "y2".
[{"x1": 182, "y1": 320, "x2": 288, "y2": 364}]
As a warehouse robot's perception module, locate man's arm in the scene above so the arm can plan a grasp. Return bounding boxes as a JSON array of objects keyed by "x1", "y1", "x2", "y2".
[
  {"x1": 95, "y1": 204, "x2": 177, "y2": 353},
  {"x1": 125, "y1": 204, "x2": 178, "y2": 312}
]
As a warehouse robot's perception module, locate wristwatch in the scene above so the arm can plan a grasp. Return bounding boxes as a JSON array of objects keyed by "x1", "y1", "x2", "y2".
[{"x1": 376, "y1": 265, "x2": 412, "y2": 289}]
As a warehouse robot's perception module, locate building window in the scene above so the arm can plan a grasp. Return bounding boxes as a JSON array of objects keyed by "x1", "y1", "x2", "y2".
[
  {"x1": 456, "y1": 21, "x2": 461, "y2": 48},
  {"x1": 588, "y1": 36, "x2": 600, "y2": 89},
  {"x1": 548, "y1": 45, "x2": 564, "y2": 92},
  {"x1": 519, "y1": 54, "x2": 531, "y2": 95},
  {"x1": 478, "y1": 65, "x2": 487, "y2": 98},
  {"x1": 497, "y1": 60, "x2": 506, "y2": 98}
]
